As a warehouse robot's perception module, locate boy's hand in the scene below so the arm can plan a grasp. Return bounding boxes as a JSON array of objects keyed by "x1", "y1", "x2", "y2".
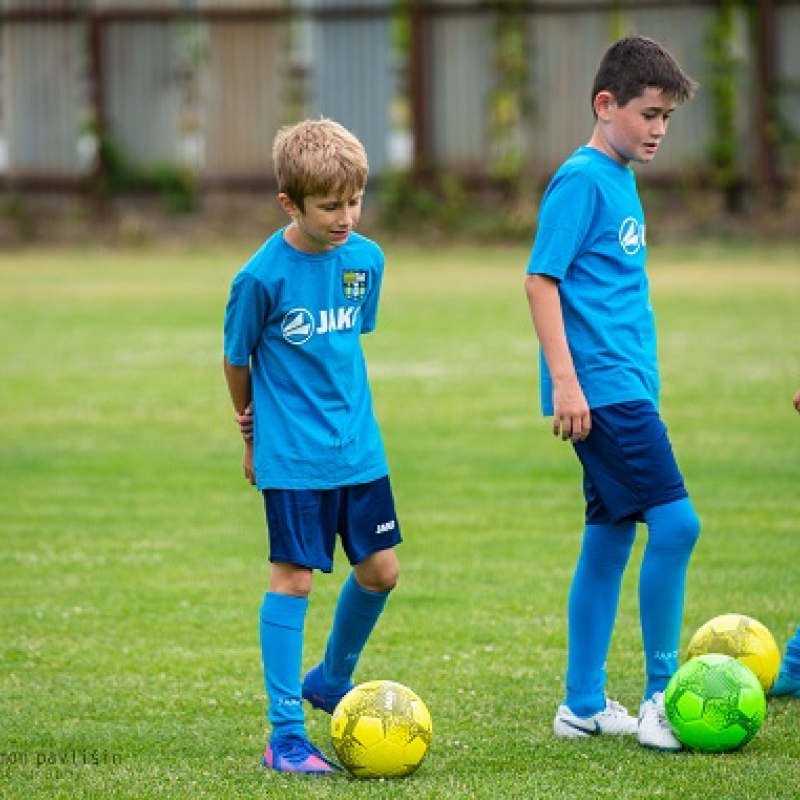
[
  {"x1": 552, "y1": 382, "x2": 591, "y2": 442},
  {"x1": 243, "y1": 441, "x2": 255, "y2": 485},
  {"x1": 236, "y1": 403, "x2": 253, "y2": 442}
]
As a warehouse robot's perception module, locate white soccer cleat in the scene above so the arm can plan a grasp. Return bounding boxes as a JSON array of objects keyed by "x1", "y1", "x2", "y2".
[
  {"x1": 553, "y1": 698, "x2": 639, "y2": 738},
  {"x1": 638, "y1": 691, "x2": 682, "y2": 751}
]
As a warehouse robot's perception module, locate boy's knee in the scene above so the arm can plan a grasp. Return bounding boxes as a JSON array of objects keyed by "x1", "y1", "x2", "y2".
[
  {"x1": 380, "y1": 563, "x2": 400, "y2": 593},
  {"x1": 354, "y1": 551, "x2": 400, "y2": 594},
  {"x1": 675, "y1": 502, "x2": 701, "y2": 550},
  {"x1": 366, "y1": 564, "x2": 400, "y2": 594},
  {"x1": 646, "y1": 498, "x2": 700, "y2": 554},
  {"x1": 269, "y1": 563, "x2": 313, "y2": 597}
]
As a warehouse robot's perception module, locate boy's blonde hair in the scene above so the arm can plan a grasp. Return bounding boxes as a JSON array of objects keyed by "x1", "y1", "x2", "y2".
[{"x1": 272, "y1": 118, "x2": 368, "y2": 210}]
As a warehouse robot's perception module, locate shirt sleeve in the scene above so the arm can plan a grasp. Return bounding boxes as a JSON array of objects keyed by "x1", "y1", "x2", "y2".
[
  {"x1": 526, "y1": 170, "x2": 597, "y2": 281},
  {"x1": 223, "y1": 271, "x2": 270, "y2": 366},
  {"x1": 359, "y1": 249, "x2": 384, "y2": 334}
]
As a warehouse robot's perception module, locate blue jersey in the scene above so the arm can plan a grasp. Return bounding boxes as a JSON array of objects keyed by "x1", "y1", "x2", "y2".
[
  {"x1": 224, "y1": 229, "x2": 388, "y2": 490},
  {"x1": 526, "y1": 146, "x2": 659, "y2": 415}
]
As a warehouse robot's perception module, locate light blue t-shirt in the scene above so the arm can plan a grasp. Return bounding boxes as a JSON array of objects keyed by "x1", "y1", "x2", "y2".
[
  {"x1": 224, "y1": 229, "x2": 388, "y2": 490},
  {"x1": 526, "y1": 146, "x2": 660, "y2": 416}
]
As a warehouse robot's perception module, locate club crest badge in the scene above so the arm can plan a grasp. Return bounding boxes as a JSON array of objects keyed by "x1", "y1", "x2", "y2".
[{"x1": 342, "y1": 269, "x2": 368, "y2": 300}]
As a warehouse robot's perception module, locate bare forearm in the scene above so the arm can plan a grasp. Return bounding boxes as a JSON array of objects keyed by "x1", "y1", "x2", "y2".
[
  {"x1": 525, "y1": 274, "x2": 579, "y2": 388},
  {"x1": 223, "y1": 357, "x2": 252, "y2": 414},
  {"x1": 224, "y1": 357, "x2": 256, "y2": 483},
  {"x1": 525, "y1": 273, "x2": 591, "y2": 441}
]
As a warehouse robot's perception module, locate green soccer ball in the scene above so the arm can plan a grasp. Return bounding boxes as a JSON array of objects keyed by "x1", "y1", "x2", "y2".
[{"x1": 664, "y1": 653, "x2": 766, "y2": 752}]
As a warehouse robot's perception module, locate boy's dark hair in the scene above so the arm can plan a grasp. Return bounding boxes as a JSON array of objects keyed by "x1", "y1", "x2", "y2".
[{"x1": 591, "y1": 35, "x2": 698, "y2": 111}]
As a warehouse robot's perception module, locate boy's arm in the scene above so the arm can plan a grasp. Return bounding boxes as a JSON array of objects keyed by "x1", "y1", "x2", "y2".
[
  {"x1": 525, "y1": 273, "x2": 591, "y2": 442},
  {"x1": 223, "y1": 356, "x2": 255, "y2": 484},
  {"x1": 223, "y1": 356, "x2": 252, "y2": 415}
]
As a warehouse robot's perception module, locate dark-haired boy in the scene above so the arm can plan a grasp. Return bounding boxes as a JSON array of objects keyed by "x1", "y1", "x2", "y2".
[{"x1": 525, "y1": 36, "x2": 700, "y2": 751}]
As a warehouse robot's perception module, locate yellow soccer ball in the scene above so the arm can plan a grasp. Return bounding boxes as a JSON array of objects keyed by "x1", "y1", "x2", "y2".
[
  {"x1": 331, "y1": 680, "x2": 433, "y2": 779},
  {"x1": 686, "y1": 613, "x2": 781, "y2": 693}
]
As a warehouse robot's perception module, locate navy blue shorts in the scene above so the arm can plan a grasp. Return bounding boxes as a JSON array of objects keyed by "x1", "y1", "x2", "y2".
[
  {"x1": 262, "y1": 475, "x2": 402, "y2": 572},
  {"x1": 573, "y1": 400, "x2": 688, "y2": 525}
]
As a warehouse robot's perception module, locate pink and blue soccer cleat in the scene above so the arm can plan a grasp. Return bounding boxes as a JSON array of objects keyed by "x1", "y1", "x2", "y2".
[
  {"x1": 301, "y1": 663, "x2": 354, "y2": 714},
  {"x1": 262, "y1": 735, "x2": 341, "y2": 775}
]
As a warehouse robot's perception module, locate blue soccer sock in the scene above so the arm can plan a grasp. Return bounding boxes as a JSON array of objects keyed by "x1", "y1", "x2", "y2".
[
  {"x1": 640, "y1": 497, "x2": 701, "y2": 699},
  {"x1": 260, "y1": 591, "x2": 308, "y2": 741},
  {"x1": 781, "y1": 621, "x2": 800, "y2": 678},
  {"x1": 565, "y1": 521, "x2": 636, "y2": 717},
  {"x1": 321, "y1": 572, "x2": 390, "y2": 694}
]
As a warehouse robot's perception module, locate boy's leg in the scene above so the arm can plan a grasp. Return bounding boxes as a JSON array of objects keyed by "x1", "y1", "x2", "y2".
[
  {"x1": 569, "y1": 402, "x2": 698, "y2": 747},
  {"x1": 320, "y1": 573, "x2": 389, "y2": 697},
  {"x1": 260, "y1": 567, "x2": 340, "y2": 774},
  {"x1": 563, "y1": 520, "x2": 636, "y2": 716},
  {"x1": 258, "y1": 490, "x2": 343, "y2": 773},
  {"x1": 780, "y1": 621, "x2": 800, "y2": 676},
  {"x1": 639, "y1": 497, "x2": 701, "y2": 699},
  {"x1": 260, "y1": 589, "x2": 308, "y2": 740},
  {"x1": 304, "y1": 550, "x2": 398, "y2": 712},
  {"x1": 637, "y1": 497, "x2": 700, "y2": 751},
  {"x1": 304, "y1": 478, "x2": 401, "y2": 713},
  {"x1": 771, "y1": 620, "x2": 800, "y2": 696}
]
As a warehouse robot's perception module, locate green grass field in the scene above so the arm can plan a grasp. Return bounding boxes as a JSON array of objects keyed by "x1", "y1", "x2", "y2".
[{"x1": 2, "y1": 239, "x2": 800, "y2": 799}]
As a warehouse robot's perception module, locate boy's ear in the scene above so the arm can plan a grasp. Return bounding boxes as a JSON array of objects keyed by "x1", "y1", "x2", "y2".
[
  {"x1": 593, "y1": 90, "x2": 616, "y2": 120},
  {"x1": 278, "y1": 192, "x2": 301, "y2": 217}
]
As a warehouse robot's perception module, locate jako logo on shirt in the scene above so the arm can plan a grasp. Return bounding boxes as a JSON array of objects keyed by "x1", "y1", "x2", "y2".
[
  {"x1": 619, "y1": 217, "x2": 646, "y2": 255},
  {"x1": 281, "y1": 307, "x2": 360, "y2": 346}
]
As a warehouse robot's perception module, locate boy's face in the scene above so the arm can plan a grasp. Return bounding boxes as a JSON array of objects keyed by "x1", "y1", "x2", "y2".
[
  {"x1": 280, "y1": 191, "x2": 363, "y2": 253},
  {"x1": 591, "y1": 87, "x2": 677, "y2": 166}
]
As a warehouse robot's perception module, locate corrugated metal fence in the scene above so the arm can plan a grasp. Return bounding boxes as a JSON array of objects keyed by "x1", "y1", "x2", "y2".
[{"x1": 1, "y1": 0, "x2": 799, "y2": 196}]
